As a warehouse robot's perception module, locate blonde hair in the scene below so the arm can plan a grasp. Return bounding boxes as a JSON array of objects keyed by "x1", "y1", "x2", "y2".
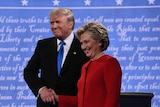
[
  {"x1": 50, "y1": 8, "x2": 75, "y2": 29},
  {"x1": 76, "y1": 22, "x2": 109, "y2": 51}
]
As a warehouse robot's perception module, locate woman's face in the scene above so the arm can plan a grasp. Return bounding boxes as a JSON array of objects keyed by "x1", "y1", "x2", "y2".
[{"x1": 80, "y1": 32, "x2": 102, "y2": 60}]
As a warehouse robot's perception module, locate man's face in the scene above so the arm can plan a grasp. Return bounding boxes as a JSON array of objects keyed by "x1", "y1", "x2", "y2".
[{"x1": 50, "y1": 15, "x2": 72, "y2": 40}]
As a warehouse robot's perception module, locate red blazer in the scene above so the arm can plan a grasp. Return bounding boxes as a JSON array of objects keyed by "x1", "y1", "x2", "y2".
[{"x1": 59, "y1": 55, "x2": 122, "y2": 107}]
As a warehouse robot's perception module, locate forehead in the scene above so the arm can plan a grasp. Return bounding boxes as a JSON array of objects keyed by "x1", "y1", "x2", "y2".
[
  {"x1": 50, "y1": 15, "x2": 67, "y2": 21},
  {"x1": 80, "y1": 32, "x2": 92, "y2": 41}
]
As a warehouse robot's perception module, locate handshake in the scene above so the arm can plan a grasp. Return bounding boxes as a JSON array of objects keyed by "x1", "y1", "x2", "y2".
[{"x1": 39, "y1": 87, "x2": 58, "y2": 105}]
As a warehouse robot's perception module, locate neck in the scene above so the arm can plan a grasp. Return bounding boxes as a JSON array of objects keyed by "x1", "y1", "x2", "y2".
[{"x1": 90, "y1": 52, "x2": 104, "y2": 61}]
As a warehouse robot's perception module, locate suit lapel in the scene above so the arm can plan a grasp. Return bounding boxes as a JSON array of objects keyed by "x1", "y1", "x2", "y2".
[
  {"x1": 61, "y1": 36, "x2": 79, "y2": 73},
  {"x1": 47, "y1": 38, "x2": 58, "y2": 73}
]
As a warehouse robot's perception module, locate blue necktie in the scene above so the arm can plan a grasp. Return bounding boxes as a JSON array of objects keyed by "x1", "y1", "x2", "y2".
[{"x1": 57, "y1": 41, "x2": 65, "y2": 75}]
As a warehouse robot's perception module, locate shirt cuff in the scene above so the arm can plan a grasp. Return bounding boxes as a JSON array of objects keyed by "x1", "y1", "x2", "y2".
[{"x1": 37, "y1": 86, "x2": 46, "y2": 98}]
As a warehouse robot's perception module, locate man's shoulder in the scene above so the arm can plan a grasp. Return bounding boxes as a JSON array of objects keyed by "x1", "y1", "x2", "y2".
[
  {"x1": 39, "y1": 37, "x2": 55, "y2": 42},
  {"x1": 37, "y1": 37, "x2": 56, "y2": 46},
  {"x1": 37, "y1": 37, "x2": 55, "y2": 43}
]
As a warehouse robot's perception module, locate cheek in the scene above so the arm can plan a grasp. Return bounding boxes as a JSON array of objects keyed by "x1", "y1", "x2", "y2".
[
  {"x1": 50, "y1": 24, "x2": 56, "y2": 30},
  {"x1": 90, "y1": 43, "x2": 100, "y2": 51},
  {"x1": 81, "y1": 43, "x2": 86, "y2": 50},
  {"x1": 50, "y1": 24, "x2": 53, "y2": 28},
  {"x1": 80, "y1": 45, "x2": 83, "y2": 50}
]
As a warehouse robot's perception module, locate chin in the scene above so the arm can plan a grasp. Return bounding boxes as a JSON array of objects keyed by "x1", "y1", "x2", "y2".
[{"x1": 86, "y1": 54, "x2": 90, "y2": 58}]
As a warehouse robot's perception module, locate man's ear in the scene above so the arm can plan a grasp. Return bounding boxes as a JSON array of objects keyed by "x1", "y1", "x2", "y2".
[{"x1": 68, "y1": 22, "x2": 74, "y2": 29}]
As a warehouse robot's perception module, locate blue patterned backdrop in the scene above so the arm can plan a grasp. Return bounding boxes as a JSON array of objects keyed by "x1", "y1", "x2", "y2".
[{"x1": 0, "y1": 0, "x2": 160, "y2": 107}]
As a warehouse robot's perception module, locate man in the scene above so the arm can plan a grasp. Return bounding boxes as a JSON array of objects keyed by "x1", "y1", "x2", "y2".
[{"x1": 24, "y1": 8, "x2": 88, "y2": 107}]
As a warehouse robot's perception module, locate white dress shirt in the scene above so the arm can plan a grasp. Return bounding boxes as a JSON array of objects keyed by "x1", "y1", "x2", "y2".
[
  {"x1": 37, "y1": 32, "x2": 74, "y2": 97},
  {"x1": 57, "y1": 31, "x2": 74, "y2": 67}
]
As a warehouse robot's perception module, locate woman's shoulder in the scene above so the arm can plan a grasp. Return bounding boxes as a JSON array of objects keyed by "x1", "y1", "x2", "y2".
[{"x1": 99, "y1": 54, "x2": 119, "y2": 63}]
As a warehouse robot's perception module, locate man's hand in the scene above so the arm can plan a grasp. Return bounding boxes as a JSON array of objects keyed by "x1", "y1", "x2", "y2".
[{"x1": 39, "y1": 87, "x2": 57, "y2": 104}]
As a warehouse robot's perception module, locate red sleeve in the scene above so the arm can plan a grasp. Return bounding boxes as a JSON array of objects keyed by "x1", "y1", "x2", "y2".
[
  {"x1": 58, "y1": 95, "x2": 78, "y2": 107},
  {"x1": 104, "y1": 58, "x2": 122, "y2": 107}
]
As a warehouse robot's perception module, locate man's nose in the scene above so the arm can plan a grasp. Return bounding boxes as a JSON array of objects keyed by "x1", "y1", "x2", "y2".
[{"x1": 51, "y1": 23, "x2": 57, "y2": 28}]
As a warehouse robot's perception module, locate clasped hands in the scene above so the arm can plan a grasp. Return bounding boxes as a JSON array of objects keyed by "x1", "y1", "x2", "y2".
[{"x1": 39, "y1": 87, "x2": 58, "y2": 105}]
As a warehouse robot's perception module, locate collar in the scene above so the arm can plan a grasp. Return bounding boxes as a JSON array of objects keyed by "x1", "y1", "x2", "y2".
[{"x1": 57, "y1": 31, "x2": 74, "y2": 46}]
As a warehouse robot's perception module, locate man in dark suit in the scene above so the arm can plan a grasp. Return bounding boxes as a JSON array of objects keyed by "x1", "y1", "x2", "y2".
[{"x1": 24, "y1": 8, "x2": 88, "y2": 107}]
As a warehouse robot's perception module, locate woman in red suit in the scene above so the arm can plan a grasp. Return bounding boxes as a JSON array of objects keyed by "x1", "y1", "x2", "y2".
[{"x1": 55, "y1": 22, "x2": 122, "y2": 107}]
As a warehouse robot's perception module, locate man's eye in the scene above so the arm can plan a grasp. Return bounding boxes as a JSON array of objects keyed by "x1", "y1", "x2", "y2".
[
  {"x1": 50, "y1": 22, "x2": 54, "y2": 24},
  {"x1": 56, "y1": 21, "x2": 60, "y2": 24}
]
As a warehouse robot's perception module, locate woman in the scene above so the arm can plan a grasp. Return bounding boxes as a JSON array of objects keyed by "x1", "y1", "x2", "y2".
[{"x1": 56, "y1": 22, "x2": 122, "y2": 107}]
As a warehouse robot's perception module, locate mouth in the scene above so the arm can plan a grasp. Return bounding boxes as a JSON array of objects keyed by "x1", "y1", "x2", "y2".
[
  {"x1": 53, "y1": 30, "x2": 59, "y2": 35},
  {"x1": 84, "y1": 48, "x2": 91, "y2": 54}
]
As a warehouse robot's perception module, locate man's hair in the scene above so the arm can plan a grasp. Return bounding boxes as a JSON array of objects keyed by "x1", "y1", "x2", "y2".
[{"x1": 50, "y1": 8, "x2": 75, "y2": 30}]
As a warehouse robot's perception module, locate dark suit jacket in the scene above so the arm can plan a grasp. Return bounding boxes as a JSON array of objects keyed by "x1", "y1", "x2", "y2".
[{"x1": 24, "y1": 36, "x2": 89, "y2": 107}]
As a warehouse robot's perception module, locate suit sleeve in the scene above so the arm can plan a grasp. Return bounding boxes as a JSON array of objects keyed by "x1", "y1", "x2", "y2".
[
  {"x1": 23, "y1": 40, "x2": 44, "y2": 96},
  {"x1": 58, "y1": 95, "x2": 78, "y2": 107}
]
